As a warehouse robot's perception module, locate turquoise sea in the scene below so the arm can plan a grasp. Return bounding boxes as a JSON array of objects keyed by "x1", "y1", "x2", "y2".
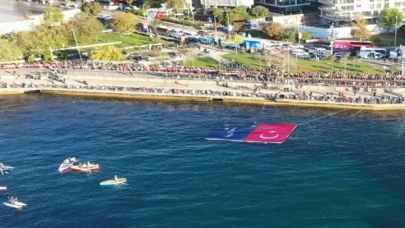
[{"x1": 1, "y1": 95, "x2": 405, "y2": 228}]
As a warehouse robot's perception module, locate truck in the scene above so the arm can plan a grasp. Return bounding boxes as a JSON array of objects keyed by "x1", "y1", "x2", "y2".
[{"x1": 241, "y1": 40, "x2": 262, "y2": 50}]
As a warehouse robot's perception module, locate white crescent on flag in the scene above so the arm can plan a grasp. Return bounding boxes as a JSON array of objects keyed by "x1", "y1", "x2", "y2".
[{"x1": 259, "y1": 131, "x2": 279, "y2": 139}]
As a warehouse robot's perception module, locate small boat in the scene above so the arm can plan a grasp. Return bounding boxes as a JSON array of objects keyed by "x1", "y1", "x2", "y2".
[
  {"x1": 0, "y1": 187, "x2": 7, "y2": 191},
  {"x1": 3, "y1": 198, "x2": 27, "y2": 209},
  {"x1": 70, "y1": 162, "x2": 100, "y2": 173},
  {"x1": 0, "y1": 164, "x2": 14, "y2": 175},
  {"x1": 3, "y1": 202, "x2": 23, "y2": 209},
  {"x1": 58, "y1": 157, "x2": 78, "y2": 173},
  {"x1": 100, "y1": 176, "x2": 127, "y2": 186}
]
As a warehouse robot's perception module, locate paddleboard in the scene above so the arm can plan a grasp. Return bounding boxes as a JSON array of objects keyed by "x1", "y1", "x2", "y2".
[
  {"x1": 3, "y1": 202, "x2": 23, "y2": 209},
  {"x1": 100, "y1": 178, "x2": 127, "y2": 186},
  {"x1": 0, "y1": 187, "x2": 7, "y2": 191}
]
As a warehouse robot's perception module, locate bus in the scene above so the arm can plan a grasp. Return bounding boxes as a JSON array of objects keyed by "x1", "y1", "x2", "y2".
[
  {"x1": 358, "y1": 47, "x2": 387, "y2": 59},
  {"x1": 333, "y1": 40, "x2": 373, "y2": 53}
]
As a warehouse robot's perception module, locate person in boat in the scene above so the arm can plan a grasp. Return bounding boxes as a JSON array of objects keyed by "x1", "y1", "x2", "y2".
[
  {"x1": 114, "y1": 175, "x2": 118, "y2": 181},
  {"x1": 9, "y1": 196, "x2": 17, "y2": 204},
  {"x1": 64, "y1": 159, "x2": 69, "y2": 164},
  {"x1": 82, "y1": 163, "x2": 87, "y2": 168},
  {"x1": 71, "y1": 157, "x2": 76, "y2": 162},
  {"x1": 87, "y1": 161, "x2": 91, "y2": 167},
  {"x1": 0, "y1": 163, "x2": 4, "y2": 169}
]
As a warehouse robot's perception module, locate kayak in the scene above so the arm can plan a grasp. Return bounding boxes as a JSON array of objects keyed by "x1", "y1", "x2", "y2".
[
  {"x1": 100, "y1": 178, "x2": 127, "y2": 186},
  {"x1": 3, "y1": 201, "x2": 27, "y2": 209},
  {"x1": 0, "y1": 187, "x2": 7, "y2": 191},
  {"x1": 70, "y1": 164, "x2": 100, "y2": 173},
  {"x1": 3, "y1": 202, "x2": 22, "y2": 209}
]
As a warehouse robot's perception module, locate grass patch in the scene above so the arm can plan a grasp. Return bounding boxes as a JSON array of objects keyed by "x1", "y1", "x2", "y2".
[
  {"x1": 191, "y1": 57, "x2": 219, "y2": 68},
  {"x1": 222, "y1": 53, "x2": 384, "y2": 74},
  {"x1": 373, "y1": 34, "x2": 405, "y2": 46},
  {"x1": 71, "y1": 33, "x2": 159, "y2": 48}
]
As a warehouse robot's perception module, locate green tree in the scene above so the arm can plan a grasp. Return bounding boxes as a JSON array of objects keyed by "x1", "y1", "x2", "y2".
[
  {"x1": 301, "y1": 31, "x2": 312, "y2": 41},
  {"x1": 66, "y1": 13, "x2": 103, "y2": 42},
  {"x1": 251, "y1": 6, "x2": 270, "y2": 18},
  {"x1": 370, "y1": 35, "x2": 383, "y2": 46},
  {"x1": 351, "y1": 15, "x2": 371, "y2": 41},
  {"x1": 0, "y1": 39, "x2": 22, "y2": 62},
  {"x1": 234, "y1": 6, "x2": 248, "y2": 13},
  {"x1": 81, "y1": 2, "x2": 103, "y2": 16},
  {"x1": 167, "y1": 0, "x2": 186, "y2": 12},
  {"x1": 379, "y1": 8, "x2": 404, "y2": 31},
  {"x1": 181, "y1": 49, "x2": 198, "y2": 67},
  {"x1": 144, "y1": 0, "x2": 165, "y2": 8},
  {"x1": 328, "y1": 54, "x2": 336, "y2": 72},
  {"x1": 91, "y1": 45, "x2": 124, "y2": 61},
  {"x1": 263, "y1": 22, "x2": 283, "y2": 39},
  {"x1": 44, "y1": 6, "x2": 64, "y2": 23},
  {"x1": 111, "y1": 12, "x2": 137, "y2": 34},
  {"x1": 341, "y1": 52, "x2": 350, "y2": 75},
  {"x1": 282, "y1": 28, "x2": 296, "y2": 41},
  {"x1": 226, "y1": 34, "x2": 244, "y2": 52}
]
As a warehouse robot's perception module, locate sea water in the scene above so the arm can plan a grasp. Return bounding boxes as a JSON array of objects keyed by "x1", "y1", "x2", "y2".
[{"x1": 0, "y1": 95, "x2": 405, "y2": 228}]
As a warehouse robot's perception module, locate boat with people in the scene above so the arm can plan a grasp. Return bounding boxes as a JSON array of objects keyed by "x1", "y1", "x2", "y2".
[
  {"x1": 70, "y1": 162, "x2": 100, "y2": 173},
  {"x1": 58, "y1": 157, "x2": 78, "y2": 173},
  {"x1": 3, "y1": 196, "x2": 27, "y2": 209},
  {"x1": 100, "y1": 175, "x2": 127, "y2": 186},
  {"x1": 0, "y1": 163, "x2": 14, "y2": 175}
]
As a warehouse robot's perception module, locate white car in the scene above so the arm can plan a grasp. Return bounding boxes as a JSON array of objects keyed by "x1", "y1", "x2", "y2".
[{"x1": 290, "y1": 44, "x2": 304, "y2": 49}]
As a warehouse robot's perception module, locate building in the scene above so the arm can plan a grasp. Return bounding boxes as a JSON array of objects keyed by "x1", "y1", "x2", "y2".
[
  {"x1": 319, "y1": 0, "x2": 405, "y2": 25},
  {"x1": 254, "y1": 0, "x2": 310, "y2": 13},
  {"x1": 200, "y1": 0, "x2": 254, "y2": 8}
]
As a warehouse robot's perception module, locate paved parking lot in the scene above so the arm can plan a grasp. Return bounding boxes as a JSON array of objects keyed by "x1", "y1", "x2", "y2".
[{"x1": 0, "y1": 0, "x2": 47, "y2": 22}]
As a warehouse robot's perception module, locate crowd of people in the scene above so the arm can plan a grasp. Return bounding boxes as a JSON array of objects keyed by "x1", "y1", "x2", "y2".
[{"x1": 2, "y1": 61, "x2": 405, "y2": 83}]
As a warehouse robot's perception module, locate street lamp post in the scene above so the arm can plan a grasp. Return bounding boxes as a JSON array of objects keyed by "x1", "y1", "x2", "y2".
[
  {"x1": 395, "y1": 15, "x2": 398, "y2": 47},
  {"x1": 287, "y1": 46, "x2": 290, "y2": 74},
  {"x1": 224, "y1": 7, "x2": 230, "y2": 34},
  {"x1": 213, "y1": 15, "x2": 217, "y2": 37},
  {"x1": 401, "y1": 45, "x2": 404, "y2": 76},
  {"x1": 71, "y1": 29, "x2": 82, "y2": 62}
]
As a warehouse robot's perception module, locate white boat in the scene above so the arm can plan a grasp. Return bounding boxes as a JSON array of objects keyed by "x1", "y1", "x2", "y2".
[
  {"x1": 0, "y1": 187, "x2": 7, "y2": 191},
  {"x1": 100, "y1": 176, "x2": 127, "y2": 186},
  {"x1": 3, "y1": 202, "x2": 22, "y2": 209},
  {"x1": 3, "y1": 200, "x2": 27, "y2": 209},
  {"x1": 58, "y1": 157, "x2": 78, "y2": 173}
]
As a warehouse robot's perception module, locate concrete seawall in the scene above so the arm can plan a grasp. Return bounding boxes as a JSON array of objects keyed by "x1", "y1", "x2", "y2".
[{"x1": 37, "y1": 89, "x2": 405, "y2": 111}]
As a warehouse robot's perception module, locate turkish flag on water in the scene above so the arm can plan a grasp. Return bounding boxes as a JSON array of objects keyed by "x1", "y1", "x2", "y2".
[{"x1": 243, "y1": 124, "x2": 297, "y2": 144}]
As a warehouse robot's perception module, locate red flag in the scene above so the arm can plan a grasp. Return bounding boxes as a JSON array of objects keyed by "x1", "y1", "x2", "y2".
[{"x1": 243, "y1": 124, "x2": 297, "y2": 144}]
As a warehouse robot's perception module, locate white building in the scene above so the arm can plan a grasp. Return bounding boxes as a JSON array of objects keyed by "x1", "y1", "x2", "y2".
[
  {"x1": 319, "y1": 0, "x2": 405, "y2": 25},
  {"x1": 200, "y1": 0, "x2": 254, "y2": 8},
  {"x1": 254, "y1": 0, "x2": 310, "y2": 13}
]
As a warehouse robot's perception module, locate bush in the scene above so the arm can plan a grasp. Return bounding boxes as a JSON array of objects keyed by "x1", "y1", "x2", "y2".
[
  {"x1": 263, "y1": 22, "x2": 283, "y2": 39},
  {"x1": 81, "y1": 2, "x2": 102, "y2": 16},
  {"x1": 300, "y1": 31, "x2": 312, "y2": 42},
  {"x1": 370, "y1": 35, "x2": 383, "y2": 46}
]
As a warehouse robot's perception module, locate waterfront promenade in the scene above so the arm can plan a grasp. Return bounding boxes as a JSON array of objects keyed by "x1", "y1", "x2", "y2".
[{"x1": 1, "y1": 68, "x2": 405, "y2": 110}]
